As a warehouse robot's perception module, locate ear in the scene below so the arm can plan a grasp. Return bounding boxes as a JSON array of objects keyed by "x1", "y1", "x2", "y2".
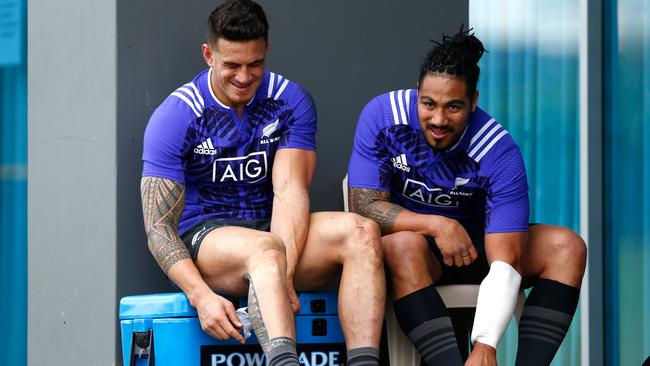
[
  {"x1": 201, "y1": 43, "x2": 214, "y2": 67},
  {"x1": 471, "y1": 90, "x2": 479, "y2": 112}
]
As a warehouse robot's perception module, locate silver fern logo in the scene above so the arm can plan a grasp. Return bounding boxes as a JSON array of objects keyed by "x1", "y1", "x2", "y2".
[
  {"x1": 454, "y1": 177, "x2": 470, "y2": 189},
  {"x1": 260, "y1": 119, "x2": 280, "y2": 144}
]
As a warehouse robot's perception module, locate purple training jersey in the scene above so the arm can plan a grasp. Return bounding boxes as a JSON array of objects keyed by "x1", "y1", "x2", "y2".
[
  {"x1": 348, "y1": 89, "x2": 529, "y2": 234},
  {"x1": 143, "y1": 69, "x2": 317, "y2": 235}
]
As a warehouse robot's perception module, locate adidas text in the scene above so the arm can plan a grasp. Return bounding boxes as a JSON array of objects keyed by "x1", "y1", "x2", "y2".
[
  {"x1": 194, "y1": 147, "x2": 218, "y2": 155},
  {"x1": 393, "y1": 161, "x2": 411, "y2": 172}
]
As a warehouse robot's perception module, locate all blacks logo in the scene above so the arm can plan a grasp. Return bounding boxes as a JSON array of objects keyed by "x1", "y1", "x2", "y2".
[
  {"x1": 212, "y1": 151, "x2": 268, "y2": 184},
  {"x1": 402, "y1": 178, "x2": 459, "y2": 207}
]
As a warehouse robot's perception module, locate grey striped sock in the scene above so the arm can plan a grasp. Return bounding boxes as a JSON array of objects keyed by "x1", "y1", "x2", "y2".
[
  {"x1": 347, "y1": 347, "x2": 379, "y2": 366},
  {"x1": 515, "y1": 279, "x2": 579, "y2": 366},
  {"x1": 267, "y1": 337, "x2": 299, "y2": 366},
  {"x1": 407, "y1": 317, "x2": 463, "y2": 366},
  {"x1": 518, "y1": 306, "x2": 573, "y2": 347}
]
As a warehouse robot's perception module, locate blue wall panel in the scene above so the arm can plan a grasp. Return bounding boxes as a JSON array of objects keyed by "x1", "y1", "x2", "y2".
[
  {"x1": 470, "y1": 1, "x2": 581, "y2": 364},
  {"x1": 0, "y1": 0, "x2": 27, "y2": 363},
  {"x1": 604, "y1": 0, "x2": 650, "y2": 364}
]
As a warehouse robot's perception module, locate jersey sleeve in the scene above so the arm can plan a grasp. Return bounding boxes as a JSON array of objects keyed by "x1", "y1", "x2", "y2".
[
  {"x1": 278, "y1": 83, "x2": 317, "y2": 151},
  {"x1": 141, "y1": 96, "x2": 194, "y2": 184},
  {"x1": 483, "y1": 136, "x2": 529, "y2": 233},
  {"x1": 347, "y1": 96, "x2": 391, "y2": 191}
]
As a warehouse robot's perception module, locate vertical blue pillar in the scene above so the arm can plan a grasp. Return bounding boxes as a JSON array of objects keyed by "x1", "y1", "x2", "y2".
[
  {"x1": 470, "y1": 1, "x2": 581, "y2": 364},
  {"x1": 0, "y1": 0, "x2": 27, "y2": 364},
  {"x1": 604, "y1": 0, "x2": 650, "y2": 364}
]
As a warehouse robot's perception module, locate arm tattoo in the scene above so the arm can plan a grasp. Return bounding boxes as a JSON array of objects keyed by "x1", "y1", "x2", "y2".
[
  {"x1": 243, "y1": 273, "x2": 271, "y2": 354},
  {"x1": 349, "y1": 187, "x2": 404, "y2": 235},
  {"x1": 140, "y1": 176, "x2": 190, "y2": 274}
]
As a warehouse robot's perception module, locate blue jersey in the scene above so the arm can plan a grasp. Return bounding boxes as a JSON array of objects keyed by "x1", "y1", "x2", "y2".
[
  {"x1": 143, "y1": 69, "x2": 317, "y2": 235},
  {"x1": 348, "y1": 89, "x2": 528, "y2": 234}
]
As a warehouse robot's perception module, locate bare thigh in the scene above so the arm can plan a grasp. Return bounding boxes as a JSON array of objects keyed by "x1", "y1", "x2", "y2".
[
  {"x1": 195, "y1": 226, "x2": 284, "y2": 296},
  {"x1": 293, "y1": 211, "x2": 381, "y2": 290}
]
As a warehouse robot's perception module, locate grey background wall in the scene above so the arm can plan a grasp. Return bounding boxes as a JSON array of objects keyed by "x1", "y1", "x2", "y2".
[
  {"x1": 30, "y1": 0, "x2": 467, "y2": 364},
  {"x1": 28, "y1": 0, "x2": 117, "y2": 365}
]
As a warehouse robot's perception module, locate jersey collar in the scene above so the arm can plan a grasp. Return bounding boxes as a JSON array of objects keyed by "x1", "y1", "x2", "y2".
[{"x1": 206, "y1": 68, "x2": 255, "y2": 110}]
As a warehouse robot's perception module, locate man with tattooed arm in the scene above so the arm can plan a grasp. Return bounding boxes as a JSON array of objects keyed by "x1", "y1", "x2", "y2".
[
  {"x1": 140, "y1": 1, "x2": 384, "y2": 365},
  {"x1": 347, "y1": 29, "x2": 586, "y2": 366}
]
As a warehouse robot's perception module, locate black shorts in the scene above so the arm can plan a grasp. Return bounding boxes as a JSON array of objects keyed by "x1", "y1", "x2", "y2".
[
  {"x1": 180, "y1": 218, "x2": 272, "y2": 259},
  {"x1": 426, "y1": 228, "x2": 489, "y2": 285},
  {"x1": 427, "y1": 223, "x2": 537, "y2": 285}
]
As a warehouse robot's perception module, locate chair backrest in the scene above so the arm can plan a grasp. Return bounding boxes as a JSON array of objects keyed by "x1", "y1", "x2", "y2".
[{"x1": 342, "y1": 174, "x2": 349, "y2": 212}]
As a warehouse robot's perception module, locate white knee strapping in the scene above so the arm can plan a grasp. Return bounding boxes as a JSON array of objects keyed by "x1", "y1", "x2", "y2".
[{"x1": 470, "y1": 260, "x2": 522, "y2": 348}]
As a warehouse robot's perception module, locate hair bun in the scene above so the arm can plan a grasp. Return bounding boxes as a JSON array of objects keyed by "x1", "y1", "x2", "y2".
[{"x1": 419, "y1": 25, "x2": 486, "y2": 97}]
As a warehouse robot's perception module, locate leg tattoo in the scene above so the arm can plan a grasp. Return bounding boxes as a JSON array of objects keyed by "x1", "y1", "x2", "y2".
[
  {"x1": 270, "y1": 337, "x2": 296, "y2": 349},
  {"x1": 244, "y1": 272, "x2": 271, "y2": 354}
]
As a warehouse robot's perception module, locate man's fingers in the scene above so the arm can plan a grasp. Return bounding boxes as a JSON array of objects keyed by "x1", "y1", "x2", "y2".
[
  {"x1": 203, "y1": 322, "x2": 227, "y2": 340},
  {"x1": 220, "y1": 318, "x2": 245, "y2": 344},
  {"x1": 453, "y1": 253, "x2": 465, "y2": 267},
  {"x1": 462, "y1": 251, "x2": 472, "y2": 266},
  {"x1": 221, "y1": 304, "x2": 245, "y2": 343},
  {"x1": 225, "y1": 303, "x2": 243, "y2": 329},
  {"x1": 468, "y1": 245, "x2": 479, "y2": 262},
  {"x1": 290, "y1": 298, "x2": 301, "y2": 314},
  {"x1": 287, "y1": 287, "x2": 301, "y2": 314},
  {"x1": 443, "y1": 254, "x2": 454, "y2": 266}
]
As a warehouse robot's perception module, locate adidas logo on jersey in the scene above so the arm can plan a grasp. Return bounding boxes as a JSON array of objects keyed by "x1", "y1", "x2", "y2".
[
  {"x1": 391, "y1": 154, "x2": 411, "y2": 172},
  {"x1": 194, "y1": 138, "x2": 218, "y2": 156}
]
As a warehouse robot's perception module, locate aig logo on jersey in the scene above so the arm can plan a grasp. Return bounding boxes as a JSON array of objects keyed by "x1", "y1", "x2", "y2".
[
  {"x1": 402, "y1": 178, "x2": 458, "y2": 207},
  {"x1": 212, "y1": 151, "x2": 268, "y2": 184}
]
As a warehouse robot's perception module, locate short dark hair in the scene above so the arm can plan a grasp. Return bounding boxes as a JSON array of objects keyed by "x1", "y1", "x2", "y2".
[
  {"x1": 418, "y1": 26, "x2": 486, "y2": 98},
  {"x1": 207, "y1": 0, "x2": 269, "y2": 45}
]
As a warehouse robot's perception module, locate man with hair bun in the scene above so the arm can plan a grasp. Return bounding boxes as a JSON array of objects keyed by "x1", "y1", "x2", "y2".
[
  {"x1": 141, "y1": 1, "x2": 385, "y2": 365},
  {"x1": 348, "y1": 27, "x2": 586, "y2": 365}
]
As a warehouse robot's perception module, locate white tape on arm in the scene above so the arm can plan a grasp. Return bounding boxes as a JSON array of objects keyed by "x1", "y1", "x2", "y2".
[{"x1": 470, "y1": 260, "x2": 522, "y2": 348}]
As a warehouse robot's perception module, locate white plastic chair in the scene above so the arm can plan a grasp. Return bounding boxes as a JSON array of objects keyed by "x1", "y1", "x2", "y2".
[{"x1": 342, "y1": 175, "x2": 525, "y2": 365}]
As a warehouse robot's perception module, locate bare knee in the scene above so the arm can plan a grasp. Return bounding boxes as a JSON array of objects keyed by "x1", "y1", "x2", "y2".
[
  {"x1": 382, "y1": 232, "x2": 430, "y2": 274},
  {"x1": 249, "y1": 234, "x2": 287, "y2": 274},
  {"x1": 337, "y1": 213, "x2": 383, "y2": 267},
  {"x1": 550, "y1": 227, "x2": 587, "y2": 272}
]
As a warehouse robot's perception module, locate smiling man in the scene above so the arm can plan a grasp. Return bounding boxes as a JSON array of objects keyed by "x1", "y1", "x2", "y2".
[
  {"x1": 348, "y1": 29, "x2": 586, "y2": 366},
  {"x1": 140, "y1": 1, "x2": 385, "y2": 365}
]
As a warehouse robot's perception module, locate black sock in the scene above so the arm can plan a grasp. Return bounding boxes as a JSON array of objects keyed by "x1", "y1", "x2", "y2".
[
  {"x1": 393, "y1": 285, "x2": 463, "y2": 366},
  {"x1": 515, "y1": 279, "x2": 580, "y2": 366},
  {"x1": 347, "y1": 347, "x2": 379, "y2": 366},
  {"x1": 267, "y1": 337, "x2": 299, "y2": 366}
]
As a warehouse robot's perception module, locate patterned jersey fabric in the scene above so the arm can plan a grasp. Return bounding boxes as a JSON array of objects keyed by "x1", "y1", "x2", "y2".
[
  {"x1": 143, "y1": 69, "x2": 317, "y2": 235},
  {"x1": 348, "y1": 89, "x2": 528, "y2": 234}
]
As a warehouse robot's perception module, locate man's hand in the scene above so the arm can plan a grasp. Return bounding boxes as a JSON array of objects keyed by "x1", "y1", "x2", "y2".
[
  {"x1": 286, "y1": 280, "x2": 301, "y2": 315},
  {"x1": 465, "y1": 342, "x2": 497, "y2": 366},
  {"x1": 195, "y1": 291, "x2": 245, "y2": 343},
  {"x1": 430, "y1": 216, "x2": 479, "y2": 267}
]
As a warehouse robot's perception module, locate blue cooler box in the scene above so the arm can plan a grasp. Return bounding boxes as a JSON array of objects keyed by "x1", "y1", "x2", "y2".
[{"x1": 120, "y1": 292, "x2": 346, "y2": 366}]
